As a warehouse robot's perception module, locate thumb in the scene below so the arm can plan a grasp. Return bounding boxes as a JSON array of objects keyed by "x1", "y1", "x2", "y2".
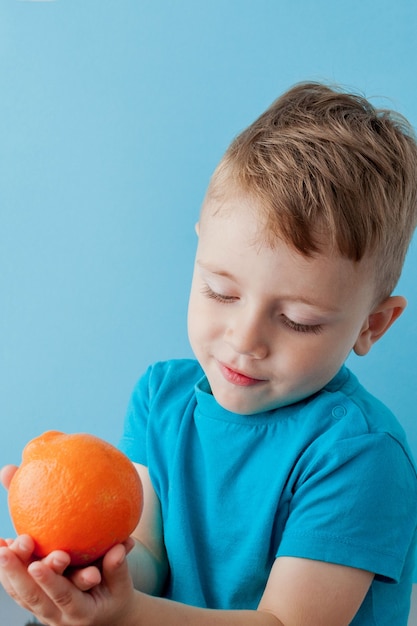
[
  {"x1": 0, "y1": 465, "x2": 18, "y2": 490},
  {"x1": 101, "y1": 544, "x2": 134, "y2": 593}
]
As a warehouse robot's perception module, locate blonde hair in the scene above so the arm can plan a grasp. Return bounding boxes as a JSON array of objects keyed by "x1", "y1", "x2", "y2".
[{"x1": 207, "y1": 82, "x2": 417, "y2": 302}]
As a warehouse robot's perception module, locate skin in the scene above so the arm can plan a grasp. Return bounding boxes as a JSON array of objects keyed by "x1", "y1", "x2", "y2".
[
  {"x1": 188, "y1": 194, "x2": 404, "y2": 415},
  {"x1": 0, "y1": 191, "x2": 407, "y2": 625}
]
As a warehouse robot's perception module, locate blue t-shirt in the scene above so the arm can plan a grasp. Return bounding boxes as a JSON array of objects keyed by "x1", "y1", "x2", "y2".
[{"x1": 119, "y1": 359, "x2": 417, "y2": 624}]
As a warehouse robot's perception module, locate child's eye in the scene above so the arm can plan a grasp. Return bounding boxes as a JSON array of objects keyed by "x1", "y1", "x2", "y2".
[
  {"x1": 201, "y1": 285, "x2": 237, "y2": 303},
  {"x1": 282, "y1": 316, "x2": 323, "y2": 335}
]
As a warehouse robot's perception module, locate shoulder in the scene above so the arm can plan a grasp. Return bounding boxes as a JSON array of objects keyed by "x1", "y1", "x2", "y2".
[
  {"x1": 120, "y1": 359, "x2": 204, "y2": 462},
  {"x1": 280, "y1": 371, "x2": 417, "y2": 584},
  {"x1": 147, "y1": 358, "x2": 204, "y2": 382},
  {"x1": 128, "y1": 358, "x2": 204, "y2": 421},
  {"x1": 317, "y1": 367, "x2": 411, "y2": 441},
  {"x1": 297, "y1": 367, "x2": 417, "y2": 483},
  {"x1": 137, "y1": 359, "x2": 204, "y2": 398}
]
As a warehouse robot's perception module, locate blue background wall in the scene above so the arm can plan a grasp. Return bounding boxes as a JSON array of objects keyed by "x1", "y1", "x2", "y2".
[{"x1": 1, "y1": 0, "x2": 416, "y2": 577}]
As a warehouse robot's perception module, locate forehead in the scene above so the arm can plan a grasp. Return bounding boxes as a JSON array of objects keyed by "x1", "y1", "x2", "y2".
[
  {"x1": 200, "y1": 184, "x2": 377, "y2": 259},
  {"x1": 200, "y1": 188, "x2": 266, "y2": 241},
  {"x1": 201, "y1": 181, "x2": 325, "y2": 253},
  {"x1": 198, "y1": 190, "x2": 376, "y2": 302}
]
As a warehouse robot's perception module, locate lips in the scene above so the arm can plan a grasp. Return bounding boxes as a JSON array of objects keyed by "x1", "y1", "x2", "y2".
[{"x1": 218, "y1": 362, "x2": 265, "y2": 387}]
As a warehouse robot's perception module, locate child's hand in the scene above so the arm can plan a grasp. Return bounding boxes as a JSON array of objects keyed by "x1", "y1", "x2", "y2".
[
  {"x1": 0, "y1": 464, "x2": 18, "y2": 489},
  {"x1": 0, "y1": 536, "x2": 138, "y2": 626}
]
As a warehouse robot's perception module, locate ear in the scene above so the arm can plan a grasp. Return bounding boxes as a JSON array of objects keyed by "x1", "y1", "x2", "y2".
[{"x1": 353, "y1": 296, "x2": 407, "y2": 356}]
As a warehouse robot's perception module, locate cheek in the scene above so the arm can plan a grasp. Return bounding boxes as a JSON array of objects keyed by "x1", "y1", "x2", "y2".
[
  {"x1": 290, "y1": 335, "x2": 351, "y2": 385},
  {"x1": 188, "y1": 296, "x2": 223, "y2": 350},
  {"x1": 283, "y1": 346, "x2": 320, "y2": 376},
  {"x1": 187, "y1": 280, "x2": 200, "y2": 323},
  {"x1": 279, "y1": 338, "x2": 337, "y2": 377},
  {"x1": 187, "y1": 297, "x2": 198, "y2": 341},
  {"x1": 187, "y1": 292, "x2": 208, "y2": 344}
]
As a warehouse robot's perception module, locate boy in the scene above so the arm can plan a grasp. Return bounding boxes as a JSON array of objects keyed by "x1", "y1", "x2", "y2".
[{"x1": 1, "y1": 82, "x2": 417, "y2": 625}]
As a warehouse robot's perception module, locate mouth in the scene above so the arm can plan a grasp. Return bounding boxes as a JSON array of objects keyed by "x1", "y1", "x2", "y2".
[{"x1": 218, "y1": 362, "x2": 266, "y2": 387}]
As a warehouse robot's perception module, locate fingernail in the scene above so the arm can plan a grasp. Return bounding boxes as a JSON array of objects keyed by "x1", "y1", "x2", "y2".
[
  {"x1": 17, "y1": 536, "x2": 31, "y2": 552},
  {"x1": 0, "y1": 550, "x2": 8, "y2": 566},
  {"x1": 115, "y1": 545, "x2": 126, "y2": 566},
  {"x1": 28, "y1": 562, "x2": 43, "y2": 579},
  {"x1": 53, "y1": 555, "x2": 69, "y2": 569}
]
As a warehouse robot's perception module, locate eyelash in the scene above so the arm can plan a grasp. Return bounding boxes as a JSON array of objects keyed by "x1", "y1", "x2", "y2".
[
  {"x1": 201, "y1": 285, "x2": 237, "y2": 303},
  {"x1": 201, "y1": 285, "x2": 323, "y2": 335},
  {"x1": 281, "y1": 317, "x2": 323, "y2": 335}
]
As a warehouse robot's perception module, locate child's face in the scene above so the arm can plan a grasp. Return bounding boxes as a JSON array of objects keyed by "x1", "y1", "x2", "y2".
[{"x1": 187, "y1": 193, "x2": 377, "y2": 415}]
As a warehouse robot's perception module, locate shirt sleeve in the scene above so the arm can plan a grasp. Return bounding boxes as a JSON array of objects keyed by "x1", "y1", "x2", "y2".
[
  {"x1": 277, "y1": 431, "x2": 417, "y2": 583},
  {"x1": 118, "y1": 365, "x2": 153, "y2": 465}
]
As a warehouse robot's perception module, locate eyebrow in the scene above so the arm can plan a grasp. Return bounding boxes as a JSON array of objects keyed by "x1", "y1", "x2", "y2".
[
  {"x1": 197, "y1": 260, "x2": 235, "y2": 279},
  {"x1": 196, "y1": 260, "x2": 342, "y2": 314}
]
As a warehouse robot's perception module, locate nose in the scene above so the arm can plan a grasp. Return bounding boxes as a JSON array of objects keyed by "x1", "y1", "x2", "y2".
[{"x1": 224, "y1": 306, "x2": 269, "y2": 359}]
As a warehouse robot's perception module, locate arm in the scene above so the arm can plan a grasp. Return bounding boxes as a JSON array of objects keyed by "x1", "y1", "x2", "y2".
[
  {"x1": 0, "y1": 539, "x2": 373, "y2": 625},
  {"x1": 1, "y1": 462, "x2": 373, "y2": 624},
  {"x1": 122, "y1": 557, "x2": 373, "y2": 626},
  {"x1": 127, "y1": 463, "x2": 168, "y2": 595},
  {"x1": 258, "y1": 556, "x2": 373, "y2": 624}
]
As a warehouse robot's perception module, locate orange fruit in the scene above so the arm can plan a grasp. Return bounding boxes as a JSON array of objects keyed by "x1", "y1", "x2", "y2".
[{"x1": 8, "y1": 431, "x2": 143, "y2": 566}]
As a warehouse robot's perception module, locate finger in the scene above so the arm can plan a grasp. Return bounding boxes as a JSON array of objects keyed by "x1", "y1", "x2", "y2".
[
  {"x1": 28, "y1": 559, "x2": 91, "y2": 620},
  {"x1": 0, "y1": 546, "x2": 55, "y2": 617},
  {"x1": 41, "y1": 550, "x2": 100, "y2": 591},
  {"x1": 43, "y1": 550, "x2": 71, "y2": 575},
  {"x1": 101, "y1": 543, "x2": 134, "y2": 593},
  {"x1": 68, "y1": 564, "x2": 102, "y2": 591},
  {"x1": 0, "y1": 464, "x2": 18, "y2": 489},
  {"x1": 124, "y1": 536, "x2": 135, "y2": 555},
  {"x1": 67, "y1": 542, "x2": 134, "y2": 593},
  {"x1": 8, "y1": 535, "x2": 36, "y2": 564}
]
